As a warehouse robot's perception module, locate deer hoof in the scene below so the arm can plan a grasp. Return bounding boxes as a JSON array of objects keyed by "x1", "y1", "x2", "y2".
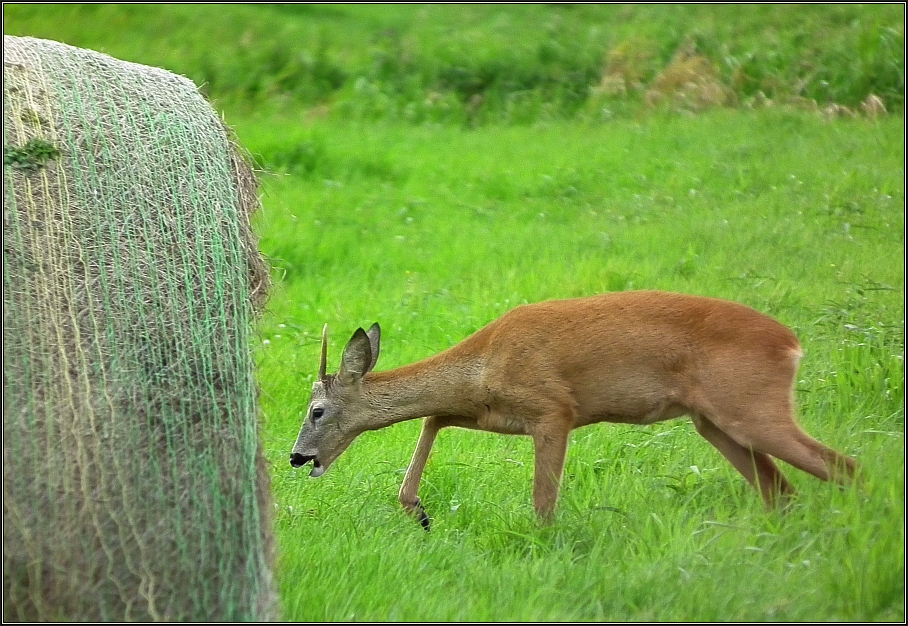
[{"x1": 414, "y1": 497, "x2": 431, "y2": 532}]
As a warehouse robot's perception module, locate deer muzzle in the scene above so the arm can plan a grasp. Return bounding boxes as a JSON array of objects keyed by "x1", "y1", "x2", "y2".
[{"x1": 289, "y1": 453, "x2": 324, "y2": 477}]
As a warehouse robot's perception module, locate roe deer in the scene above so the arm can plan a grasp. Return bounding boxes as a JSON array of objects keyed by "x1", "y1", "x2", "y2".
[{"x1": 290, "y1": 290, "x2": 856, "y2": 528}]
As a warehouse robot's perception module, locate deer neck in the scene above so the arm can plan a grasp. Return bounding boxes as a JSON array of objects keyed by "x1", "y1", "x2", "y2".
[{"x1": 362, "y1": 352, "x2": 483, "y2": 428}]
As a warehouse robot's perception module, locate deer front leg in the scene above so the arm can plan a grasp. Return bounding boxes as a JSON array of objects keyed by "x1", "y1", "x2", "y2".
[
  {"x1": 398, "y1": 417, "x2": 441, "y2": 530},
  {"x1": 531, "y1": 420, "x2": 571, "y2": 524},
  {"x1": 399, "y1": 415, "x2": 475, "y2": 530}
]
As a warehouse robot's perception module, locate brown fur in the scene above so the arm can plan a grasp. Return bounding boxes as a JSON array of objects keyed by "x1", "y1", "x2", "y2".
[{"x1": 291, "y1": 291, "x2": 857, "y2": 524}]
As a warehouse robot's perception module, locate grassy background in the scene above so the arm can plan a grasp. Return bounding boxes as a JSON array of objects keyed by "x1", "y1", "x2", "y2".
[
  {"x1": 247, "y1": 113, "x2": 903, "y2": 621},
  {"x1": 4, "y1": 4, "x2": 905, "y2": 622},
  {"x1": 4, "y1": 3, "x2": 904, "y2": 121}
]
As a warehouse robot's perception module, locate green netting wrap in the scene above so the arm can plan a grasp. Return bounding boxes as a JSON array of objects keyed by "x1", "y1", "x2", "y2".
[{"x1": 3, "y1": 36, "x2": 277, "y2": 621}]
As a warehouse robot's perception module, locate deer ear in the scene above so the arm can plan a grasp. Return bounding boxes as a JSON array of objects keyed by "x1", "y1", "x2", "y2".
[
  {"x1": 365, "y1": 323, "x2": 380, "y2": 373},
  {"x1": 339, "y1": 327, "x2": 373, "y2": 383}
]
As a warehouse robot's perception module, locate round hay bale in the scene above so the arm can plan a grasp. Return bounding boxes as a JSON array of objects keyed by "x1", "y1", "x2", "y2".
[{"x1": 3, "y1": 36, "x2": 276, "y2": 621}]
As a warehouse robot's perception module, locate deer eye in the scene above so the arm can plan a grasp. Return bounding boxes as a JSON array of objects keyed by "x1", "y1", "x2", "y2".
[{"x1": 311, "y1": 407, "x2": 325, "y2": 421}]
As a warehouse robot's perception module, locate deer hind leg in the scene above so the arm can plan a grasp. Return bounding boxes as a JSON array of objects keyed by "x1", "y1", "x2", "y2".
[
  {"x1": 746, "y1": 422, "x2": 857, "y2": 484},
  {"x1": 399, "y1": 415, "x2": 476, "y2": 531},
  {"x1": 704, "y1": 397, "x2": 857, "y2": 489},
  {"x1": 691, "y1": 413, "x2": 795, "y2": 508}
]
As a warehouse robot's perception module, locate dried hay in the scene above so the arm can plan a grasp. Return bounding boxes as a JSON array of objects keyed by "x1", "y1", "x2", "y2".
[
  {"x1": 3, "y1": 35, "x2": 276, "y2": 621},
  {"x1": 645, "y1": 42, "x2": 733, "y2": 113},
  {"x1": 593, "y1": 38, "x2": 655, "y2": 97},
  {"x1": 860, "y1": 94, "x2": 887, "y2": 119}
]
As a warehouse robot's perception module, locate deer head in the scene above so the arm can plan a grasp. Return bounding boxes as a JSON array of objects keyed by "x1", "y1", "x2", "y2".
[{"x1": 289, "y1": 323, "x2": 380, "y2": 476}]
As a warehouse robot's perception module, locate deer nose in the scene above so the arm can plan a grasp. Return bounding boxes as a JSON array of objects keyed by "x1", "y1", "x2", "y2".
[{"x1": 290, "y1": 453, "x2": 315, "y2": 468}]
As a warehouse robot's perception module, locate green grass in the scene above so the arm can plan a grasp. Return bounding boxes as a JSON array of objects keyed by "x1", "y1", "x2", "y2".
[
  {"x1": 247, "y1": 111, "x2": 904, "y2": 621},
  {"x1": 4, "y1": 4, "x2": 904, "y2": 119},
  {"x1": 4, "y1": 4, "x2": 905, "y2": 622}
]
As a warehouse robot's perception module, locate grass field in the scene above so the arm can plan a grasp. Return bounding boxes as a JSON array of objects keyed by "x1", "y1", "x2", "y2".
[
  {"x1": 247, "y1": 111, "x2": 904, "y2": 622},
  {"x1": 4, "y1": 4, "x2": 904, "y2": 119},
  {"x1": 5, "y1": 4, "x2": 905, "y2": 622}
]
